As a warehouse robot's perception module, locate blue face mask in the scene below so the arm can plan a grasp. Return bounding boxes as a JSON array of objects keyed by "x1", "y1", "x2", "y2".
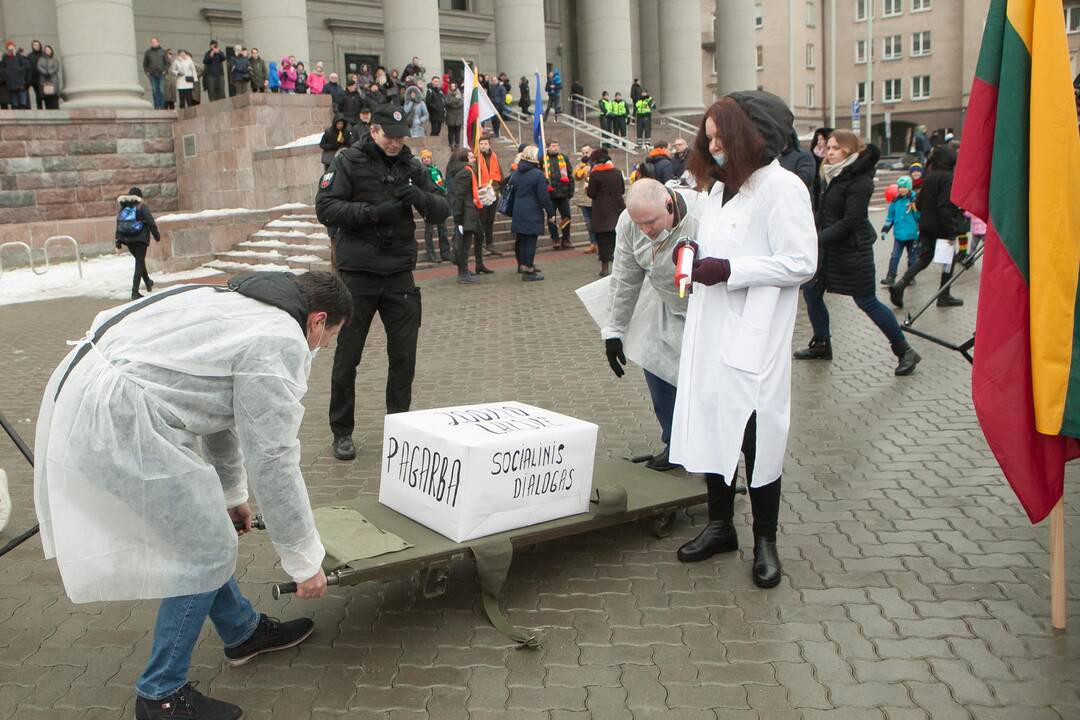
[{"x1": 711, "y1": 152, "x2": 726, "y2": 167}]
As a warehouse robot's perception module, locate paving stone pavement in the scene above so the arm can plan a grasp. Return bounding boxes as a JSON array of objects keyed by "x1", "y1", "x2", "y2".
[{"x1": 1, "y1": 225, "x2": 1078, "y2": 720}]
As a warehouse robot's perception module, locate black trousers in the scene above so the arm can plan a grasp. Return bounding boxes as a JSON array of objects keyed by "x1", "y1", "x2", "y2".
[
  {"x1": 329, "y1": 274, "x2": 422, "y2": 438},
  {"x1": 206, "y1": 75, "x2": 226, "y2": 101},
  {"x1": 430, "y1": 119, "x2": 443, "y2": 137},
  {"x1": 128, "y1": 243, "x2": 152, "y2": 293},
  {"x1": 482, "y1": 204, "x2": 497, "y2": 249},
  {"x1": 595, "y1": 230, "x2": 616, "y2": 262},
  {"x1": 548, "y1": 197, "x2": 572, "y2": 245},
  {"x1": 447, "y1": 125, "x2": 461, "y2": 147},
  {"x1": 706, "y1": 413, "x2": 782, "y2": 540},
  {"x1": 896, "y1": 230, "x2": 954, "y2": 290},
  {"x1": 456, "y1": 230, "x2": 475, "y2": 275}
]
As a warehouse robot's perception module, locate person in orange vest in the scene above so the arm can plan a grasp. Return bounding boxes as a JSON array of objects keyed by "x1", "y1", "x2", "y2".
[{"x1": 477, "y1": 134, "x2": 505, "y2": 257}]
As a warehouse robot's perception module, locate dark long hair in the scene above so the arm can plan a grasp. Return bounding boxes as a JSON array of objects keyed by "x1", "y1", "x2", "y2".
[{"x1": 685, "y1": 98, "x2": 766, "y2": 193}]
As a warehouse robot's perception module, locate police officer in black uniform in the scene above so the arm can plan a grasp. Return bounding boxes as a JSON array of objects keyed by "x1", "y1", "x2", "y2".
[{"x1": 316, "y1": 105, "x2": 450, "y2": 461}]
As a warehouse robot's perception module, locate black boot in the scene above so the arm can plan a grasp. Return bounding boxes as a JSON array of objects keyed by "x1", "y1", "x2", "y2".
[
  {"x1": 135, "y1": 682, "x2": 242, "y2": 720},
  {"x1": 936, "y1": 294, "x2": 964, "y2": 307},
  {"x1": 879, "y1": 273, "x2": 895, "y2": 286},
  {"x1": 645, "y1": 446, "x2": 679, "y2": 472},
  {"x1": 888, "y1": 283, "x2": 905, "y2": 308},
  {"x1": 677, "y1": 475, "x2": 738, "y2": 562},
  {"x1": 332, "y1": 435, "x2": 356, "y2": 461},
  {"x1": 893, "y1": 343, "x2": 921, "y2": 376},
  {"x1": 793, "y1": 337, "x2": 832, "y2": 360},
  {"x1": 752, "y1": 536, "x2": 782, "y2": 588}
]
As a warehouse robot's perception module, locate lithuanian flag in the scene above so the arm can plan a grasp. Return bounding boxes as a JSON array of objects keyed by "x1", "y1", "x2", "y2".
[{"x1": 952, "y1": 0, "x2": 1080, "y2": 523}]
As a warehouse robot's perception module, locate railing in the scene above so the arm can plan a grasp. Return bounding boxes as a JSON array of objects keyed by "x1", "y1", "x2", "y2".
[
  {"x1": 0, "y1": 236, "x2": 83, "y2": 279},
  {"x1": 500, "y1": 105, "x2": 644, "y2": 176},
  {"x1": 568, "y1": 93, "x2": 699, "y2": 140}
]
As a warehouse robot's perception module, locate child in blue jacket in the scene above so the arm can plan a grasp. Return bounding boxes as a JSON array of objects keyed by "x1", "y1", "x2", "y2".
[{"x1": 880, "y1": 175, "x2": 919, "y2": 286}]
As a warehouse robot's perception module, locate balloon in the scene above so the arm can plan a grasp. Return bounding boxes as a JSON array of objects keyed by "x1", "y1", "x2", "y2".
[
  {"x1": 506, "y1": 93, "x2": 513, "y2": 104},
  {"x1": 884, "y1": 183, "x2": 899, "y2": 202}
]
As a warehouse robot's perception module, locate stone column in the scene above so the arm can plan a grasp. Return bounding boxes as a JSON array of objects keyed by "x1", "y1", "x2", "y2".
[
  {"x1": 714, "y1": 0, "x2": 757, "y2": 97},
  {"x1": 54, "y1": 0, "x2": 149, "y2": 108},
  {"x1": 576, "y1": 0, "x2": 633, "y2": 99},
  {"x1": 629, "y1": 0, "x2": 641, "y2": 83},
  {"x1": 241, "y1": 0, "x2": 309, "y2": 68},
  {"x1": 383, "y1": 0, "x2": 441, "y2": 78},
  {"x1": 639, "y1": 0, "x2": 661, "y2": 104},
  {"x1": 658, "y1": 0, "x2": 703, "y2": 115},
  {"x1": 494, "y1": 0, "x2": 547, "y2": 86}
]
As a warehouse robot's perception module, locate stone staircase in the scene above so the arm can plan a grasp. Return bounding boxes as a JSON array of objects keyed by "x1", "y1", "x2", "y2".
[{"x1": 203, "y1": 203, "x2": 593, "y2": 276}]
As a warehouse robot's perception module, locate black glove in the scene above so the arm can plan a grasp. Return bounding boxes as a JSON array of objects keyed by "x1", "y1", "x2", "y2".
[
  {"x1": 605, "y1": 338, "x2": 626, "y2": 378},
  {"x1": 369, "y1": 199, "x2": 404, "y2": 223},
  {"x1": 393, "y1": 183, "x2": 427, "y2": 211}
]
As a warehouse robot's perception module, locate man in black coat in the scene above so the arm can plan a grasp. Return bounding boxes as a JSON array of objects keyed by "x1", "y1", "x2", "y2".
[
  {"x1": 0, "y1": 42, "x2": 31, "y2": 109},
  {"x1": 426, "y1": 76, "x2": 446, "y2": 137},
  {"x1": 334, "y1": 78, "x2": 364, "y2": 126},
  {"x1": 888, "y1": 144, "x2": 965, "y2": 308},
  {"x1": 202, "y1": 40, "x2": 227, "y2": 101},
  {"x1": 315, "y1": 106, "x2": 449, "y2": 461},
  {"x1": 544, "y1": 140, "x2": 576, "y2": 249}
]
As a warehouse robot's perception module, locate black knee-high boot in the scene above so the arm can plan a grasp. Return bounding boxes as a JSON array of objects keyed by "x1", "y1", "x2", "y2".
[
  {"x1": 677, "y1": 473, "x2": 739, "y2": 562},
  {"x1": 749, "y1": 478, "x2": 782, "y2": 588}
]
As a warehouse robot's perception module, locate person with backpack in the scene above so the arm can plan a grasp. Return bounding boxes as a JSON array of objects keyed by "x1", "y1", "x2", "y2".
[
  {"x1": 229, "y1": 47, "x2": 251, "y2": 96},
  {"x1": 880, "y1": 175, "x2": 919, "y2": 286},
  {"x1": 115, "y1": 187, "x2": 161, "y2": 300}
]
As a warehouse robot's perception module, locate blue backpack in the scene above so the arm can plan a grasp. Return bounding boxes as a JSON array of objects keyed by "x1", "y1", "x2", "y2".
[{"x1": 117, "y1": 205, "x2": 143, "y2": 235}]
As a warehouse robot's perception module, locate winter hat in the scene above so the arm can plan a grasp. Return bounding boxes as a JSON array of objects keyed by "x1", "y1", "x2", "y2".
[
  {"x1": 419, "y1": 149, "x2": 433, "y2": 160},
  {"x1": 725, "y1": 90, "x2": 794, "y2": 161},
  {"x1": 521, "y1": 146, "x2": 540, "y2": 163},
  {"x1": 897, "y1": 176, "x2": 912, "y2": 190},
  {"x1": 128, "y1": 186, "x2": 143, "y2": 198},
  {"x1": 909, "y1": 162, "x2": 923, "y2": 174}
]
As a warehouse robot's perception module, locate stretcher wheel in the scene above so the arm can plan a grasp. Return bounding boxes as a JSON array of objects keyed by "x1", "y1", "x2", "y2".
[{"x1": 652, "y1": 512, "x2": 676, "y2": 538}]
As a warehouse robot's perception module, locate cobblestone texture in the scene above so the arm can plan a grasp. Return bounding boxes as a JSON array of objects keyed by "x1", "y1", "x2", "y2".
[{"x1": 0, "y1": 223, "x2": 1078, "y2": 719}]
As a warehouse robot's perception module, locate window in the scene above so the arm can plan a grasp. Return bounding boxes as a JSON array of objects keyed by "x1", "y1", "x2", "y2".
[
  {"x1": 1066, "y1": 6, "x2": 1080, "y2": 33},
  {"x1": 912, "y1": 74, "x2": 931, "y2": 99},
  {"x1": 912, "y1": 0, "x2": 931, "y2": 10},
  {"x1": 755, "y1": 3, "x2": 763, "y2": 28},
  {"x1": 856, "y1": 0, "x2": 870, "y2": 21},
  {"x1": 856, "y1": 39, "x2": 869, "y2": 63},
  {"x1": 806, "y1": 1, "x2": 816, "y2": 26},
  {"x1": 857, "y1": 80, "x2": 875, "y2": 103},
  {"x1": 883, "y1": 34, "x2": 902, "y2": 60},
  {"x1": 883, "y1": 78, "x2": 902, "y2": 102},
  {"x1": 912, "y1": 31, "x2": 931, "y2": 55},
  {"x1": 883, "y1": 0, "x2": 902, "y2": 17},
  {"x1": 806, "y1": 43, "x2": 816, "y2": 68},
  {"x1": 756, "y1": 45, "x2": 764, "y2": 69},
  {"x1": 807, "y1": 83, "x2": 816, "y2": 108},
  {"x1": 438, "y1": 0, "x2": 467, "y2": 9}
]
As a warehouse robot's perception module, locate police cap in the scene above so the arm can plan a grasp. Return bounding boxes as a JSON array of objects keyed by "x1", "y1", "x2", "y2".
[{"x1": 371, "y1": 105, "x2": 410, "y2": 137}]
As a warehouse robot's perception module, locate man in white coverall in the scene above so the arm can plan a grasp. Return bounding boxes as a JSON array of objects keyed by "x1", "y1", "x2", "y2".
[
  {"x1": 601, "y1": 178, "x2": 702, "y2": 471},
  {"x1": 34, "y1": 271, "x2": 351, "y2": 720}
]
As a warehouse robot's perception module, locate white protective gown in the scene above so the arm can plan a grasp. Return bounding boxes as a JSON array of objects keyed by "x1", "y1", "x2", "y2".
[
  {"x1": 601, "y1": 189, "x2": 703, "y2": 386},
  {"x1": 670, "y1": 161, "x2": 817, "y2": 487},
  {"x1": 34, "y1": 287, "x2": 325, "y2": 603}
]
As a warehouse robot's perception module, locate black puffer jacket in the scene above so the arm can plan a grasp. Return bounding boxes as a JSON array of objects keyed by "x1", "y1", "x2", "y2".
[
  {"x1": 315, "y1": 138, "x2": 449, "y2": 275},
  {"x1": 813, "y1": 143, "x2": 880, "y2": 297},
  {"x1": 114, "y1": 195, "x2": 161, "y2": 247},
  {"x1": 916, "y1": 145, "x2": 963, "y2": 239},
  {"x1": 319, "y1": 118, "x2": 355, "y2": 166}
]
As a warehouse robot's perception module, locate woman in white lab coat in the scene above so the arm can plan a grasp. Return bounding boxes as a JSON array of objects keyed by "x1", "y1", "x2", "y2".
[{"x1": 669, "y1": 92, "x2": 817, "y2": 588}]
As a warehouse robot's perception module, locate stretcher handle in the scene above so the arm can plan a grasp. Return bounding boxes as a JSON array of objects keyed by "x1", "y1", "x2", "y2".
[{"x1": 272, "y1": 572, "x2": 340, "y2": 600}]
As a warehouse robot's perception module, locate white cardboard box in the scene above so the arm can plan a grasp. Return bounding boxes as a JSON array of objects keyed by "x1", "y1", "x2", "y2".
[{"x1": 378, "y1": 402, "x2": 599, "y2": 543}]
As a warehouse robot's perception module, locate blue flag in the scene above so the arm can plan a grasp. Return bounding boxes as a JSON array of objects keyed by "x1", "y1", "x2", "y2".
[{"x1": 533, "y1": 72, "x2": 544, "y2": 153}]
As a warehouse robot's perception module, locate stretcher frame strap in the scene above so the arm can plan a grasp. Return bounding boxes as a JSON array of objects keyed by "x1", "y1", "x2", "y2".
[{"x1": 471, "y1": 539, "x2": 540, "y2": 650}]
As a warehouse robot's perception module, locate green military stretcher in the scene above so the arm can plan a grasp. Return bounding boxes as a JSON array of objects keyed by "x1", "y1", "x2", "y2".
[{"x1": 267, "y1": 458, "x2": 708, "y2": 648}]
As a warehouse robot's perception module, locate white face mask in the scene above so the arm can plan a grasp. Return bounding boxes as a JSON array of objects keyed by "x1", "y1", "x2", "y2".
[
  {"x1": 654, "y1": 228, "x2": 671, "y2": 244},
  {"x1": 308, "y1": 322, "x2": 325, "y2": 363}
]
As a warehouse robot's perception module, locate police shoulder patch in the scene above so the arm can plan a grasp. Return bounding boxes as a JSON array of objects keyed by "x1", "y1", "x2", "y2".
[{"x1": 320, "y1": 171, "x2": 334, "y2": 189}]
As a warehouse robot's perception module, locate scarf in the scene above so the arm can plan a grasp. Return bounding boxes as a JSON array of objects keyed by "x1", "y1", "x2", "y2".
[
  {"x1": 819, "y1": 151, "x2": 859, "y2": 187},
  {"x1": 480, "y1": 151, "x2": 503, "y2": 184},
  {"x1": 336, "y1": 129, "x2": 344, "y2": 143},
  {"x1": 548, "y1": 152, "x2": 569, "y2": 183},
  {"x1": 591, "y1": 161, "x2": 615, "y2": 172},
  {"x1": 466, "y1": 166, "x2": 482, "y2": 209}
]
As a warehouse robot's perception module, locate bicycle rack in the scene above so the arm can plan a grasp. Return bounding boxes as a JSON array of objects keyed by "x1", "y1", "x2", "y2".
[
  {"x1": 0, "y1": 242, "x2": 45, "y2": 278},
  {"x1": 43, "y1": 235, "x2": 82, "y2": 279}
]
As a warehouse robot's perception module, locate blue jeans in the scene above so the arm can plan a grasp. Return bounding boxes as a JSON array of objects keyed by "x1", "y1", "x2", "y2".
[
  {"x1": 802, "y1": 275, "x2": 906, "y2": 348},
  {"x1": 643, "y1": 369, "x2": 676, "y2": 446},
  {"x1": 7, "y1": 88, "x2": 28, "y2": 108},
  {"x1": 515, "y1": 233, "x2": 538, "y2": 268},
  {"x1": 887, "y1": 239, "x2": 916, "y2": 277},
  {"x1": 581, "y1": 206, "x2": 597, "y2": 246},
  {"x1": 149, "y1": 74, "x2": 165, "y2": 109},
  {"x1": 135, "y1": 577, "x2": 259, "y2": 700}
]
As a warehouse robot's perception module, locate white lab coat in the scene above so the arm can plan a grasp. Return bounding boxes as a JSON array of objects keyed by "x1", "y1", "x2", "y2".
[
  {"x1": 669, "y1": 161, "x2": 817, "y2": 487},
  {"x1": 600, "y1": 189, "x2": 704, "y2": 386},
  {"x1": 34, "y1": 287, "x2": 325, "y2": 603}
]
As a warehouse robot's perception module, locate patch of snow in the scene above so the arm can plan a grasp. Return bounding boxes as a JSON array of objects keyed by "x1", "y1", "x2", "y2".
[
  {"x1": 0, "y1": 255, "x2": 222, "y2": 307},
  {"x1": 157, "y1": 207, "x2": 261, "y2": 222},
  {"x1": 252, "y1": 229, "x2": 312, "y2": 238},
  {"x1": 269, "y1": 202, "x2": 310, "y2": 211},
  {"x1": 267, "y1": 220, "x2": 321, "y2": 229},
  {"x1": 220, "y1": 250, "x2": 284, "y2": 258},
  {"x1": 274, "y1": 133, "x2": 323, "y2": 150},
  {"x1": 288, "y1": 255, "x2": 324, "y2": 263},
  {"x1": 242, "y1": 241, "x2": 325, "y2": 254}
]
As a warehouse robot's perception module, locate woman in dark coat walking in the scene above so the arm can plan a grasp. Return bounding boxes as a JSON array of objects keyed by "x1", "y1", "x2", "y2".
[
  {"x1": 447, "y1": 148, "x2": 483, "y2": 285},
  {"x1": 114, "y1": 187, "x2": 161, "y2": 300},
  {"x1": 794, "y1": 129, "x2": 920, "y2": 376},
  {"x1": 585, "y1": 148, "x2": 625, "y2": 277},
  {"x1": 509, "y1": 146, "x2": 556, "y2": 281}
]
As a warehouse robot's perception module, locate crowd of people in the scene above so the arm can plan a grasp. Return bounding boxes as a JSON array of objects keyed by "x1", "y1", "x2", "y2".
[{"x1": 0, "y1": 39, "x2": 60, "y2": 109}]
